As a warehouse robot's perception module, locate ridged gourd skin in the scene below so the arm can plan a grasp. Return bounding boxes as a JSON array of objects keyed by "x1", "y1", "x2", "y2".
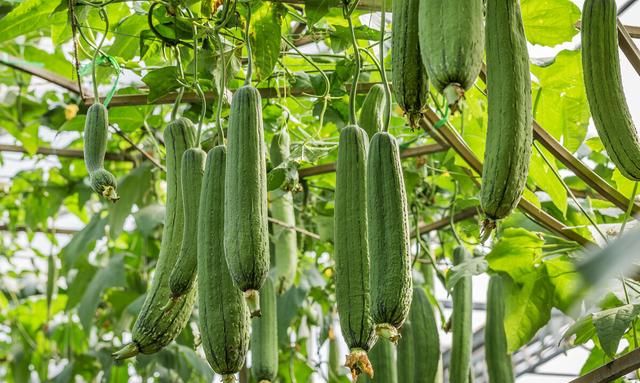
[
  {"x1": 368, "y1": 132, "x2": 412, "y2": 342},
  {"x1": 485, "y1": 275, "x2": 515, "y2": 383},
  {"x1": 391, "y1": 0, "x2": 429, "y2": 127},
  {"x1": 334, "y1": 125, "x2": 376, "y2": 380},
  {"x1": 449, "y1": 247, "x2": 472, "y2": 383},
  {"x1": 360, "y1": 339, "x2": 398, "y2": 383},
  {"x1": 112, "y1": 118, "x2": 197, "y2": 360},
  {"x1": 84, "y1": 103, "x2": 108, "y2": 172},
  {"x1": 168, "y1": 148, "x2": 207, "y2": 298},
  {"x1": 397, "y1": 287, "x2": 440, "y2": 383},
  {"x1": 269, "y1": 130, "x2": 298, "y2": 294},
  {"x1": 582, "y1": 0, "x2": 640, "y2": 181},
  {"x1": 418, "y1": 0, "x2": 484, "y2": 112},
  {"x1": 251, "y1": 276, "x2": 278, "y2": 383},
  {"x1": 84, "y1": 103, "x2": 119, "y2": 202},
  {"x1": 359, "y1": 84, "x2": 385, "y2": 138},
  {"x1": 224, "y1": 85, "x2": 270, "y2": 317},
  {"x1": 197, "y1": 146, "x2": 250, "y2": 378},
  {"x1": 481, "y1": 0, "x2": 532, "y2": 228}
]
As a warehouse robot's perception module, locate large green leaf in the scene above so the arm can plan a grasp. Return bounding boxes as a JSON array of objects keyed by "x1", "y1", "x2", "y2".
[
  {"x1": 531, "y1": 50, "x2": 590, "y2": 154},
  {"x1": 521, "y1": 0, "x2": 580, "y2": 46},
  {"x1": 108, "y1": 163, "x2": 153, "y2": 237},
  {"x1": 250, "y1": 1, "x2": 286, "y2": 80},
  {"x1": 0, "y1": 0, "x2": 65, "y2": 43},
  {"x1": 593, "y1": 304, "x2": 640, "y2": 357},
  {"x1": 77, "y1": 253, "x2": 126, "y2": 332},
  {"x1": 486, "y1": 228, "x2": 544, "y2": 280}
]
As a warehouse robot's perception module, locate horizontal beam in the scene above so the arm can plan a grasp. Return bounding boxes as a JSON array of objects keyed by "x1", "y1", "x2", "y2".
[
  {"x1": 418, "y1": 206, "x2": 479, "y2": 235},
  {"x1": 570, "y1": 347, "x2": 640, "y2": 383},
  {"x1": 618, "y1": 20, "x2": 640, "y2": 77},
  {"x1": 0, "y1": 54, "x2": 82, "y2": 94},
  {"x1": 298, "y1": 142, "x2": 447, "y2": 178},
  {"x1": 420, "y1": 111, "x2": 596, "y2": 247},
  {"x1": 477, "y1": 68, "x2": 640, "y2": 215},
  {"x1": 84, "y1": 82, "x2": 382, "y2": 107},
  {"x1": 0, "y1": 144, "x2": 135, "y2": 162}
]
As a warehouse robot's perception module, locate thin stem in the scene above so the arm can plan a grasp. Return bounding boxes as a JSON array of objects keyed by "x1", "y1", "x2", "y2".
[
  {"x1": 214, "y1": 34, "x2": 226, "y2": 145},
  {"x1": 244, "y1": 4, "x2": 253, "y2": 86},
  {"x1": 449, "y1": 181, "x2": 463, "y2": 246},
  {"x1": 185, "y1": 8, "x2": 206, "y2": 147},
  {"x1": 379, "y1": 0, "x2": 391, "y2": 131},
  {"x1": 91, "y1": 8, "x2": 109, "y2": 103},
  {"x1": 618, "y1": 182, "x2": 638, "y2": 237},
  {"x1": 345, "y1": 12, "x2": 360, "y2": 126},
  {"x1": 171, "y1": 47, "x2": 185, "y2": 121}
]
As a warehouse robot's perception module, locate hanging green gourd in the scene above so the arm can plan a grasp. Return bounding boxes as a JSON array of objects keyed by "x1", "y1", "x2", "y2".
[
  {"x1": 418, "y1": 0, "x2": 484, "y2": 113},
  {"x1": 368, "y1": 0, "x2": 412, "y2": 344},
  {"x1": 481, "y1": 0, "x2": 533, "y2": 239},
  {"x1": 224, "y1": 4, "x2": 270, "y2": 317},
  {"x1": 167, "y1": 14, "x2": 209, "y2": 301},
  {"x1": 83, "y1": 8, "x2": 119, "y2": 203},
  {"x1": 333, "y1": 2, "x2": 376, "y2": 380},
  {"x1": 270, "y1": 129, "x2": 298, "y2": 294},
  {"x1": 391, "y1": 0, "x2": 429, "y2": 127}
]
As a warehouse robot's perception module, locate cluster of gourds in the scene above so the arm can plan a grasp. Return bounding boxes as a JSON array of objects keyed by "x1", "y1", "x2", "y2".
[{"x1": 76, "y1": 0, "x2": 638, "y2": 381}]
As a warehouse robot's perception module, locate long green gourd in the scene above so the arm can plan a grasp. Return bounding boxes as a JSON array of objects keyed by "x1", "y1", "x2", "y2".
[
  {"x1": 359, "y1": 84, "x2": 385, "y2": 138},
  {"x1": 481, "y1": 0, "x2": 532, "y2": 236},
  {"x1": 334, "y1": 125, "x2": 375, "y2": 380},
  {"x1": 269, "y1": 130, "x2": 298, "y2": 294},
  {"x1": 582, "y1": 0, "x2": 640, "y2": 181},
  {"x1": 112, "y1": 118, "x2": 197, "y2": 360},
  {"x1": 251, "y1": 276, "x2": 278, "y2": 383},
  {"x1": 418, "y1": 0, "x2": 484, "y2": 112},
  {"x1": 391, "y1": 0, "x2": 428, "y2": 127},
  {"x1": 485, "y1": 274, "x2": 514, "y2": 383},
  {"x1": 368, "y1": 132, "x2": 412, "y2": 342},
  {"x1": 198, "y1": 146, "x2": 250, "y2": 382},
  {"x1": 83, "y1": 103, "x2": 119, "y2": 202},
  {"x1": 449, "y1": 247, "x2": 472, "y2": 383},
  {"x1": 360, "y1": 339, "x2": 397, "y2": 383},
  {"x1": 224, "y1": 85, "x2": 270, "y2": 317},
  {"x1": 168, "y1": 148, "x2": 207, "y2": 298},
  {"x1": 397, "y1": 287, "x2": 440, "y2": 383}
]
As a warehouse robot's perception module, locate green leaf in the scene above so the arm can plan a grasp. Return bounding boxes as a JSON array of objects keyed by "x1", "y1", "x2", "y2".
[
  {"x1": 528, "y1": 145, "x2": 567, "y2": 214},
  {"x1": 77, "y1": 253, "x2": 126, "y2": 332},
  {"x1": 446, "y1": 256, "x2": 488, "y2": 290},
  {"x1": 593, "y1": 304, "x2": 640, "y2": 357},
  {"x1": 562, "y1": 314, "x2": 596, "y2": 347},
  {"x1": 141, "y1": 66, "x2": 181, "y2": 102},
  {"x1": 133, "y1": 204, "x2": 165, "y2": 236},
  {"x1": 503, "y1": 271, "x2": 554, "y2": 352},
  {"x1": 544, "y1": 254, "x2": 580, "y2": 313},
  {"x1": 108, "y1": 163, "x2": 153, "y2": 237},
  {"x1": 486, "y1": 228, "x2": 544, "y2": 280},
  {"x1": 305, "y1": 0, "x2": 340, "y2": 26},
  {"x1": 0, "y1": 0, "x2": 66, "y2": 43},
  {"x1": 521, "y1": 0, "x2": 580, "y2": 46},
  {"x1": 109, "y1": 15, "x2": 147, "y2": 61},
  {"x1": 250, "y1": 1, "x2": 286, "y2": 80},
  {"x1": 531, "y1": 50, "x2": 590, "y2": 154},
  {"x1": 60, "y1": 215, "x2": 107, "y2": 271}
]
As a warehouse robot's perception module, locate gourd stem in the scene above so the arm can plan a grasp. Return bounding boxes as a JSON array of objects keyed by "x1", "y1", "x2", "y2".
[
  {"x1": 185, "y1": 8, "x2": 206, "y2": 147},
  {"x1": 91, "y1": 8, "x2": 109, "y2": 104},
  {"x1": 346, "y1": 12, "x2": 360, "y2": 126},
  {"x1": 379, "y1": 0, "x2": 391, "y2": 131},
  {"x1": 618, "y1": 181, "x2": 638, "y2": 237},
  {"x1": 171, "y1": 46, "x2": 185, "y2": 121},
  {"x1": 214, "y1": 34, "x2": 226, "y2": 145},
  {"x1": 244, "y1": 4, "x2": 253, "y2": 86}
]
